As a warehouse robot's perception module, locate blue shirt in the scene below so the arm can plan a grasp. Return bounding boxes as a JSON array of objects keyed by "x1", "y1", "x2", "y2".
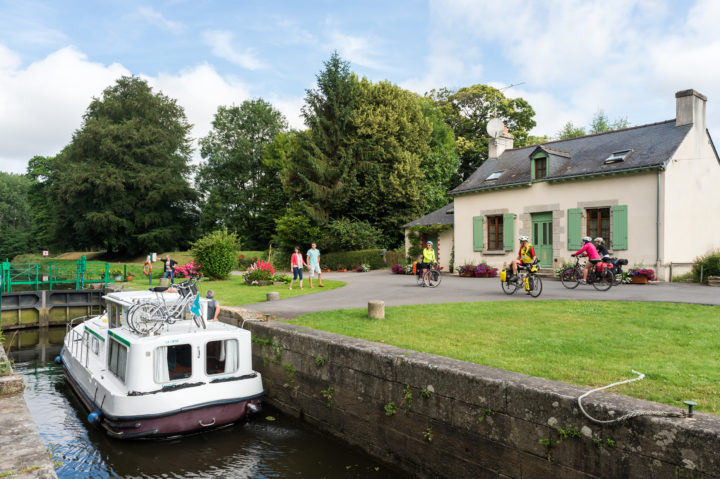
[{"x1": 306, "y1": 248, "x2": 320, "y2": 266}]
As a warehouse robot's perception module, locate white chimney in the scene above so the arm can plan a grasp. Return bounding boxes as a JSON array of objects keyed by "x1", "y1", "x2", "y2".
[
  {"x1": 488, "y1": 127, "x2": 514, "y2": 159},
  {"x1": 676, "y1": 89, "x2": 707, "y2": 132}
]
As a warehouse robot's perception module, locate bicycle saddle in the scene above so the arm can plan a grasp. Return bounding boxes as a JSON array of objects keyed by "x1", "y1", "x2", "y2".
[{"x1": 150, "y1": 286, "x2": 170, "y2": 292}]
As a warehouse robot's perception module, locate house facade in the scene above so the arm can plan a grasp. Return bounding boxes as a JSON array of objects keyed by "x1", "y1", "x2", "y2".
[
  {"x1": 403, "y1": 202, "x2": 454, "y2": 271},
  {"x1": 449, "y1": 89, "x2": 720, "y2": 281}
]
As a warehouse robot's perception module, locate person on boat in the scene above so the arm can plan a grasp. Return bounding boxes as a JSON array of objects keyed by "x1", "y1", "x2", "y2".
[
  {"x1": 161, "y1": 255, "x2": 178, "y2": 284},
  {"x1": 206, "y1": 290, "x2": 220, "y2": 322}
]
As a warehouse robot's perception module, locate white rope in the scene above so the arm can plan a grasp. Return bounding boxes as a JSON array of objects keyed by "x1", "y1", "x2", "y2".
[{"x1": 578, "y1": 370, "x2": 685, "y2": 424}]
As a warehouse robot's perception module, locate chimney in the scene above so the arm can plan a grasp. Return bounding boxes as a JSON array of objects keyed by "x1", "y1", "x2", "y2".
[
  {"x1": 676, "y1": 89, "x2": 707, "y2": 132},
  {"x1": 488, "y1": 128, "x2": 514, "y2": 159}
]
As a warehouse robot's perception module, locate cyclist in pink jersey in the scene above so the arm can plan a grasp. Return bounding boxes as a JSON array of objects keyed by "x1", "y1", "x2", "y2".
[{"x1": 571, "y1": 236, "x2": 601, "y2": 284}]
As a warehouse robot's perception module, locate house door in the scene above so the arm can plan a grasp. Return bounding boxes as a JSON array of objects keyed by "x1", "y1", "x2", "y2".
[{"x1": 531, "y1": 212, "x2": 553, "y2": 268}]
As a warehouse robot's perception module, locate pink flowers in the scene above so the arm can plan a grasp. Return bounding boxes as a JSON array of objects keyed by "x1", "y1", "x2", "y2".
[
  {"x1": 629, "y1": 268, "x2": 656, "y2": 281},
  {"x1": 248, "y1": 260, "x2": 275, "y2": 276},
  {"x1": 173, "y1": 261, "x2": 204, "y2": 279}
]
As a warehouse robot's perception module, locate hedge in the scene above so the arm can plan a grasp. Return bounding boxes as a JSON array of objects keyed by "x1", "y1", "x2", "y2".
[{"x1": 321, "y1": 249, "x2": 386, "y2": 270}]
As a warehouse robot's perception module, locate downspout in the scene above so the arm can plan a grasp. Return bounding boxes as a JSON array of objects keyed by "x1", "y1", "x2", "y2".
[{"x1": 656, "y1": 169, "x2": 661, "y2": 277}]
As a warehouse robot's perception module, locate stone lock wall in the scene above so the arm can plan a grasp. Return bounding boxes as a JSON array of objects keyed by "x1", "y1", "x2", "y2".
[{"x1": 220, "y1": 310, "x2": 720, "y2": 479}]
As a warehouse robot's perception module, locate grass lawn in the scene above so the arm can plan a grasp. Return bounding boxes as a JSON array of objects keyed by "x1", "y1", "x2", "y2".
[
  {"x1": 289, "y1": 301, "x2": 720, "y2": 415},
  {"x1": 126, "y1": 273, "x2": 346, "y2": 307}
]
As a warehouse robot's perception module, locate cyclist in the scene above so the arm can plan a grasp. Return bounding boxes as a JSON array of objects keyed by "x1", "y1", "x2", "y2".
[
  {"x1": 510, "y1": 236, "x2": 535, "y2": 281},
  {"x1": 419, "y1": 241, "x2": 437, "y2": 282},
  {"x1": 594, "y1": 237, "x2": 611, "y2": 260},
  {"x1": 572, "y1": 236, "x2": 601, "y2": 284}
]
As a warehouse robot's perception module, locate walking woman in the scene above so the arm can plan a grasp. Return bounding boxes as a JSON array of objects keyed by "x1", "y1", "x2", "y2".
[{"x1": 289, "y1": 246, "x2": 308, "y2": 290}]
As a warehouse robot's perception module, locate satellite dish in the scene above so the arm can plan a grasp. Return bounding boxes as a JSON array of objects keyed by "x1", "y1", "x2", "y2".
[{"x1": 487, "y1": 118, "x2": 504, "y2": 138}]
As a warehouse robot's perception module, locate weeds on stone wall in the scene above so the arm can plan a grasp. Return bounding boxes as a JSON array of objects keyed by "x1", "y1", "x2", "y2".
[
  {"x1": 320, "y1": 386, "x2": 334, "y2": 407},
  {"x1": 422, "y1": 426, "x2": 433, "y2": 443},
  {"x1": 314, "y1": 356, "x2": 325, "y2": 367},
  {"x1": 400, "y1": 384, "x2": 413, "y2": 414},
  {"x1": 384, "y1": 402, "x2": 398, "y2": 416}
]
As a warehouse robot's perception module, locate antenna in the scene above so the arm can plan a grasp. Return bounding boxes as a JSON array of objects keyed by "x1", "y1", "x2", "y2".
[{"x1": 488, "y1": 81, "x2": 525, "y2": 138}]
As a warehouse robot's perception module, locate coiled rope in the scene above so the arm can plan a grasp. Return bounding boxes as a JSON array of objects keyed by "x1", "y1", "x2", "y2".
[{"x1": 578, "y1": 370, "x2": 686, "y2": 424}]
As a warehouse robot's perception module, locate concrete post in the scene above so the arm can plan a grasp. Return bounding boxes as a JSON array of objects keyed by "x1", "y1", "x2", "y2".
[
  {"x1": 267, "y1": 292, "x2": 280, "y2": 301},
  {"x1": 368, "y1": 300, "x2": 384, "y2": 319}
]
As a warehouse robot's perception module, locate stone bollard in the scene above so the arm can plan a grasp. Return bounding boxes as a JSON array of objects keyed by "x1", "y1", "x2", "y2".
[
  {"x1": 159, "y1": 278, "x2": 170, "y2": 287},
  {"x1": 368, "y1": 300, "x2": 385, "y2": 319},
  {"x1": 267, "y1": 292, "x2": 280, "y2": 301}
]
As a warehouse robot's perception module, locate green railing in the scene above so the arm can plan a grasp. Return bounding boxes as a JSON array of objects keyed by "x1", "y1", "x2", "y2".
[{"x1": 1, "y1": 256, "x2": 114, "y2": 292}]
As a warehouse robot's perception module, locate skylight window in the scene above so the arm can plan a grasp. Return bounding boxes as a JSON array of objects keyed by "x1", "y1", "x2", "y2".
[
  {"x1": 604, "y1": 150, "x2": 631, "y2": 164},
  {"x1": 485, "y1": 171, "x2": 503, "y2": 181}
]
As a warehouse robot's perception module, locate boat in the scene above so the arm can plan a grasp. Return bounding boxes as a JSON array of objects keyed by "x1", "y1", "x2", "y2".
[{"x1": 58, "y1": 279, "x2": 264, "y2": 439}]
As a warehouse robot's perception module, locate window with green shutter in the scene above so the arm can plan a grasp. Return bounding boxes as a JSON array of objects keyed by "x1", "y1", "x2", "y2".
[
  {"x1": 611, "y1": 205, "x2": 628, "y2": 250},
  {"x1": 473, "y1": 216, "x2": 483, "y2": 251},
  {"x1": 567, "y1": 208, "x2": 582, "y2": 250},
  {"x1": 503, "y1": 213, "x2": 515, "y2": 251}
]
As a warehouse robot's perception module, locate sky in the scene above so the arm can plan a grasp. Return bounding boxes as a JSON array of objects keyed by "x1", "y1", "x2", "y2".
[{"x1": 1, "y1": 0, "x2": 719, "y2": 174}]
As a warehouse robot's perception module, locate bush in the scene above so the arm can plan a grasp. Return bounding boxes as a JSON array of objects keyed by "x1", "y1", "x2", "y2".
[
  {"x1": 322, "y1": 249, "x2": 386, "y2": 271},
  {"x1": 273, "y1": 213, "x2": 321, "y2": 254},
  {"x1": 174, "y1": 261, "x2": 203, "y2": 279},
  {"x1": 322, "y1": 218, "x2": 382, "y2": 252},
  {"x1": 693, "y1": 249, "x2": 720, "y2": 283},
  {"x1": 243, "y1": 260, "x2": 275, "y2": 284},
  {"x1": 192, "y1": 229, "x2": 239, "y2": 280}
]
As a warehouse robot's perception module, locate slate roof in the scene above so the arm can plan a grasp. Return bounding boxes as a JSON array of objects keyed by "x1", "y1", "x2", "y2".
[
  {"x1": 450, "y1": 119, "x2": 692, "y2": 195},
  {"x1": 403, "y1": 202, "x2": 454, "y2": 227}
]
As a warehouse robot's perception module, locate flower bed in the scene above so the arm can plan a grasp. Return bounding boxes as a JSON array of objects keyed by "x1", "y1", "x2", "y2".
[
  {"x1": 458, "y1": 263, "x2": 498, "y2": 278},
  {"x1": 244, "y1": 260, "x2": 276, "y2": 284},
  {"x1": 174, "y1": 261, "x2": 204, "y2": 279},
  {"x1": 629, "y1": 267, "x2": 656, "y2": 282}
]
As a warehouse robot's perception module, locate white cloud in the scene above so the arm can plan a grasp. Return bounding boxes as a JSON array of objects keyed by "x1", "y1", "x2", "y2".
[
  {"x1": 202, "y1": 30, "x2": 267, "y2": 70},
  {"x1": 327, "y1": 30, "x2": 388, "y2": 71},
  {"x1": 136, "y1": 6, "x2": 186, "y2": 34}
]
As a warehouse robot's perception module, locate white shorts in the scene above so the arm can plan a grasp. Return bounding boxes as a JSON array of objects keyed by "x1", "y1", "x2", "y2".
[{"x1": 308, "y1": 264, "x2": 321, "y2": 277}]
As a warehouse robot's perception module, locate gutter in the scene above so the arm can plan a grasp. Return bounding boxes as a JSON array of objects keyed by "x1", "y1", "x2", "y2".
[
  {"x1": 656, "y1": 169, "x2": 662, "y2": 276},
  {"x1": 449, "y1": 181, "x2": 532, "y2": 197},
  {"x1": 545, "y1": 164, "x2": 664, "y2": 183}
]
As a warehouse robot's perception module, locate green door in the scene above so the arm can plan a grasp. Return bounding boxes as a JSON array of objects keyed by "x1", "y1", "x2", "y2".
[{"x1": 531, "y1": 212, "x2": 553, "y2": 268}]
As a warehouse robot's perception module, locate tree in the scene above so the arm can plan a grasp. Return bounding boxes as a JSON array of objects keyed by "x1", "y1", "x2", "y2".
[
  {"x1": 49, "y1": 76, "x2": 197, "y2": 256},
  {"x1": 428, "y1": 85, "x2": 536, "y2": 186},
  {"x1": 557, "y1": 111, "x2": 631, "y2": 139},
  {"x1": 0, "y1": 172, "x2": 34, "y2": 259},
  {"x1": 556, "y1": 121, "x2": 586, "y2": 139},
  {"x1": 197, "y1": 100, "x2": 288, "y2": 250}
]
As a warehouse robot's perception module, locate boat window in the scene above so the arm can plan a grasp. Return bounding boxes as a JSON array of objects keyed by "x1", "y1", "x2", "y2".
[
  {"x1": 154, "y1": 344, "x2": 193, "y2": 383},
  {"x1": 91, "y1": 337, "x2": 99, "y2": 355},
  {"x1": 109, "y1": 304, "x2": 121, "y2": 328},
  {"x1": 108, "y1": 338, "x2": 128, "y2": 383},
  {"x1": 206, "y1": 340, "x2": 239, "y2": 375}
]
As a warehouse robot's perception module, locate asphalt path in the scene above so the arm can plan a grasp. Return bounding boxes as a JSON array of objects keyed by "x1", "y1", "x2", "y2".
[{"x1": 242, "y1": 270, "x2": 720, "y2": 318}]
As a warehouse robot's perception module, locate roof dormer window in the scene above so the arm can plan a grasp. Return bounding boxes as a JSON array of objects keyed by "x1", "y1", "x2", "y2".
[
  {"x1": 485, "y1": 171, "x2": 503, "y2": 181},
  {"x1": 604, "y1": 150, "x2": 631, "y2": 164}
]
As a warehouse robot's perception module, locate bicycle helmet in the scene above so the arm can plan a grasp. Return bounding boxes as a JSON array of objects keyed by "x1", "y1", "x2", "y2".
[
  {"x1": 519, "y1": 236, "x2": 529, "y2": 242},
  {"x1": 426, "y1": 241, "x2": 433, "y2": 245},
  {"x1": 582, "y1": 236, "x2": 592, "y2": 243},
  {"x1": 594, "y1": 237, "x2": 604, "y2": 243}
]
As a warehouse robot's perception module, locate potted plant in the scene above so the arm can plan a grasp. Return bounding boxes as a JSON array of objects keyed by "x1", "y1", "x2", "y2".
[
  {"x1": 458, "y1": 263, "x2": 475, "y2": 277},
  {"x1": 321, "y1": 264, "x2": 331, "y2": 273},
  {"x1": 475, "y1": 263, "x2": 498, "y2": 278},
  {"x1": 628, "y1": 267, "x2": 656, "y2": 284},
  {"x1": 110, "y1": 267, "x2": 123, "y2": 281},
  {"x1": 337, "y1": 264, "x2": 347, "y2": 273}
]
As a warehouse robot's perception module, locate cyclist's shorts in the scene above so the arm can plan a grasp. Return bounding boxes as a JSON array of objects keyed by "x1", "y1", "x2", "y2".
[{"x1": 589, "y1": 259, "x2": 601, "y2": 264}]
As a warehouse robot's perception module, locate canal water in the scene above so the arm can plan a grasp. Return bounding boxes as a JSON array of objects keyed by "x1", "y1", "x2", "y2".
[{"x1": 5, "y1": 329, "x2": 405, "y2": 479}]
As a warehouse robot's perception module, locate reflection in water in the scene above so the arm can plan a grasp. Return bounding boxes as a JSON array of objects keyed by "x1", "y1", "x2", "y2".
[{"x1": 7, "y1": 329, "x2": 405, "y2": 479}]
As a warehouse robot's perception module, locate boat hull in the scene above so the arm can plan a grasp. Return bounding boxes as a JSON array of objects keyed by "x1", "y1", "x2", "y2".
[{"x1": 63, "y1": 357, "x2": 263, "y2": 439}]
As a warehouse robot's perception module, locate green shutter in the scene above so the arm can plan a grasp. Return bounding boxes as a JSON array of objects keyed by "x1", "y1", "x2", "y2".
[
  {"x1": 612, "y1": 205, "x2": 628, "y2": 250},
  {"x1": 473, "y1": 216, "x2": 483, "y2": 252},
  {"x1": 567, "y1": 208, "x2": 582, "y2": 250},
  {"x1": 503, "y1": 213, "x2": 515, "y2": 251}
]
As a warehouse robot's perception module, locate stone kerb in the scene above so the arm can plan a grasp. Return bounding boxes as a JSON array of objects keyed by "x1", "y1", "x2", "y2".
[{"x1": 242, "y1": 319, "x2": 720, "y2": 479}]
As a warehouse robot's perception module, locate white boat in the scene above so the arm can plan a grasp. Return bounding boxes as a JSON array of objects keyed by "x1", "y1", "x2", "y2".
[{"x1": 58, "y1": 279, "x2": 264, "y2": 439}]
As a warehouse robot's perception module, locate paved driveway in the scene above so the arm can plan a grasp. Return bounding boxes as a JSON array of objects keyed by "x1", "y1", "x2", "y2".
[{"x1": 242, "y1": 270, "x2": 720, "y2": 318}]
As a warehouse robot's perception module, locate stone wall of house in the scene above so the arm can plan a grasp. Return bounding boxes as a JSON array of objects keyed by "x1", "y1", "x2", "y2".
[{"x1": 222, "y1": 310, "x2": 720, "y2": 479}]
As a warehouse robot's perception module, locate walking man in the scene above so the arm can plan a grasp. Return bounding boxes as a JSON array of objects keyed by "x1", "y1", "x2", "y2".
[{"x1": 306, "y1": 242, "x2": 324, "y2": 288}]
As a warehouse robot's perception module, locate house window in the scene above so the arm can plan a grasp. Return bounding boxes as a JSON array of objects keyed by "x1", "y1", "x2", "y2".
[
  {"x1": 108, "y1": 338, "x2": 128, "y2": 383},
  {"x1": 534, "y1": 157, "x2": 547, "y2": 180},
  {"x1": 206, "y1": 340, "x2": 239, "y2": 375},
  {"x1": 154, "y1": 344, "x2": 193, "y2": 383},
  {"x1": 604, "y1": 150, "x2": 631, "y2": 164},
  {"x1": 486, "y1": 171, "x2": 503, "y2": 181},
  {"x1": 586, "y1": 208, "x2": 610, "y2": 242},
  {"x1": 487, "y1": 215, "x2": 504, "y2": 250}
]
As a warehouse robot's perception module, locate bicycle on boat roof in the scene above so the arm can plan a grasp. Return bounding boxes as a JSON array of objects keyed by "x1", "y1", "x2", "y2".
[
  {"x1": 499, "y1": 258, "x2": 542, "y2": 297},
  {"x1": 126, "y1": 277, "x2": 206, "y2": 335},
  {"x1": 415, "y1": 261, "x2": 442, "y2": 288}
]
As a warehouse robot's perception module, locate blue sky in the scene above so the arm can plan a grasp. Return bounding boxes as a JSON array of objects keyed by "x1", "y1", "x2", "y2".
[{"x1": 1, "y1": 0, "x2": 719, "y2": 174}]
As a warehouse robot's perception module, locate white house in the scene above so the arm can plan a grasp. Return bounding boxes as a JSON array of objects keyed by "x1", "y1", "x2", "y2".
[{"x1": 435, "y1": 89, "x2": 719, "y2": 281}]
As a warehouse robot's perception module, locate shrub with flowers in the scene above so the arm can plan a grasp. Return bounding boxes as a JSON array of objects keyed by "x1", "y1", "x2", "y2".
[
  {"x1": 244, "y1": 260, "x2": 276, "y2": 284},
  {"x1": 238, "y1": 254, "x2": 260, "y2": 270},
  {"x1": 474, "y1": 264, "x2": 498, "y2": 277},
  {"x1": 391, "y1": 263, "x2": 405, "y2": 274},
  {"x1": 458, "y1": 263, "x2": 476, "y2": 275},
  {"x1": 173, "y1": 261, "x2": 204, "y2": 279},
  {"x1": 629, "y1": 267, "x2": 656, "y2": 281}
]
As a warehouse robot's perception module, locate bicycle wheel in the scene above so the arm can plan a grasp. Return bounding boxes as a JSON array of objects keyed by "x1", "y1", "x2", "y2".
[
  {"x1": 501, "y1": 277, "x2": 519, "y2": 295},
  {"x1": 560, "y1": 267, "x2": 581, "y2": 289},
  {"x1": 128, "y1": 303, "x2": 165, "y2": 335},
  {"x1": 425, "y1": 270, "x2": 441, "y2": 288},
  {"x1": 529, "y1": 275, "x2": 543, "y2": 297},
  {"x1": 592, "y1": 270, "x2": 614, "y2": 291}
]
